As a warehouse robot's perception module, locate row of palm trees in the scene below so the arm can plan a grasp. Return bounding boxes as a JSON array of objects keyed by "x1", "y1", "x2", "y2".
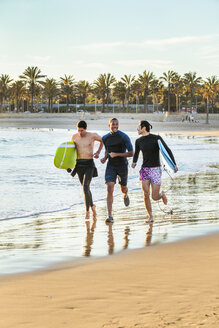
[{"x1": 0, "y1": 66, "x2": 218, "y2": 115}]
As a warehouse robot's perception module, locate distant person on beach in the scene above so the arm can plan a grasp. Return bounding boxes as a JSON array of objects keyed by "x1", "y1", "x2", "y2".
[
  {"x1": 101, "y1": 118, "x2": 133, "y2": 223},
  {"x1": 70, "y1": 120, "x2": 103, "y2": 220},
  {"x1": 190, "y1": 114, "x2": 194, "y2": 122},
  {"x1": 131, "y1": 120, "x2": 177, "y2": 224}
]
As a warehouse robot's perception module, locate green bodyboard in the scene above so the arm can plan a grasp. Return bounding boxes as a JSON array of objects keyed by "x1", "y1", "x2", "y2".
[{"x1": 54, "y1": 141, "x2": 77, "y2": 169}]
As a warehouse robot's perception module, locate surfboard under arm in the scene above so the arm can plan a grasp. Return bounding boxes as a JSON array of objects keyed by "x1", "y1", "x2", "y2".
[
  {"x1": 54, "y1": 141, "x2": 77, "y2": 169},
  {"x1": 158, "y1": 139, "x2": 177, "y2": 172}
]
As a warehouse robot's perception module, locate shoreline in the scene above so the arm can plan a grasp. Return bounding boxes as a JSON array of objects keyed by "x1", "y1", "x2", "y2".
[{"x1": 0, "y1": 231, "x2": 219, "y2": 327}]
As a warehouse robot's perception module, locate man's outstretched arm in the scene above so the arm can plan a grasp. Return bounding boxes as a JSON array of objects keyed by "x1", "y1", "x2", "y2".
[{"x1": 93, "y1": 133, "x2": 103, "y2": 158}]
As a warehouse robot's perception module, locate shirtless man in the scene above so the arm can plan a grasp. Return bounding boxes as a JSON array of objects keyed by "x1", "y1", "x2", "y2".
[{"x1": 70, "y1": 120, "x2": 103, "y2": 220}]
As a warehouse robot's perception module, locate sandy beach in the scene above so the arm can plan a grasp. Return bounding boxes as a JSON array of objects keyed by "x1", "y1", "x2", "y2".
[
  {"x1": 0, "y1": 112, "x2": 219, "y2": 136},
  {"x1": 0, "y1": 232, "x2": 219, "y2": 328},
  {"x1": 1, "y1": 112, "x2": 219, "y2": 327}
]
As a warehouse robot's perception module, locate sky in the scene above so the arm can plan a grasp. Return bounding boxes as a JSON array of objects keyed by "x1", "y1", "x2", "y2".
[{"x1": 0, "y1": 0, "x2": 219, "y2": 83}]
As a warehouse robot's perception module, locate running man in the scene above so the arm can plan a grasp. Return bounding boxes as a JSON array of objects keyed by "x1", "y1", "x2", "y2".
[
  {"x1": 70, "y1": 120, "x2": 103, "y2": 220},
  {"x1": 132, "y1": 120, "x2": 177, "y2": 224},
  {"x1": 101, "y1": 118, "x2": 133, "y2": 223}
]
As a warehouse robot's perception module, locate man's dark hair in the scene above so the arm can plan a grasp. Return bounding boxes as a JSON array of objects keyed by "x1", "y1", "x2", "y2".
[
  {"x1": 109, "y1": 118, "x2": 118, "y2": 124},
  {"x1": 77, "y1": 120, "x2": 87, "y2": 129},
  {"x1": 139, "y1": 120, "x2": 152, "y2": 132}
]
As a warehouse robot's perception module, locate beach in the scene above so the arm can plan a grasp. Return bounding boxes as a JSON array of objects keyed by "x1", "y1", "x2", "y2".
[
  {"x1": 0, "y1": 232, "x2": 219, "y2": 327},
  {"x1": 0, "y1": 112, "x2": 219, "y2": 135},
  {"x1": 0, "y1": 113, "x2": 219, "y2": 327}
]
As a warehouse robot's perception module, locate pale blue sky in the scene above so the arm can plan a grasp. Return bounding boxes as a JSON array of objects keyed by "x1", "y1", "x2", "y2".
[{"x1": 1, "y1": 0, "x2": 219, "y2": 82}]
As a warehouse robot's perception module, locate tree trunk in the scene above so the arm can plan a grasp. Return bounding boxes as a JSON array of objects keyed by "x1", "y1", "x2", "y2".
[
  {"x1": 106, "y1": 92, "x2": 109, "y2": 110},
  {"x1": 31, "y1": 84, "x2": 34, "y2": 112},
  {"x1": 168, "y1": 84, "x2": 170, "y2": 113},
  {"x1": 101, "y1": 94, "x2": 105, "y2": 113},
  {"x1": 16, "y1": 96, "x2": 19, "y2": 113},
  {"x1": 51, "y1": 97, "x2": 54, "y2": 113},
  {"x1": 206, "y1": 97, "x2": 209, "y2": 124},
  {"x1": 126, "y1": 90, "x2": 129, "y2": 112},
  {"x1": 122, "y1": 99, "x2": 125, "y2": 111},
  {"x1": 31, "y1": 92, "x2": 34, "y2": 112},
  {"x1": 176, "y1": 95, "x2": 178, "y2": 112},
  {"x1": 144, "y1": 95, "x2": 148, "y2": 113},
  {"x1": 67, "y1": 94, "x2": 70, "y2": 111}
]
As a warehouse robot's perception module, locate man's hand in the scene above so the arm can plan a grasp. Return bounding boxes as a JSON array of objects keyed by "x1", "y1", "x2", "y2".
[
  {"x1": 93, "y1": 151, "x2": 100, "y2": 159},
  {"x1": 131, "y1": 163, "x2": 136, "y2": 168},
  {"x1": 109, "y1": 152, "x2": 118, "y2": 158},
  {"x1": 101, "y1": 157, "x2": 107, "y2": 164}
]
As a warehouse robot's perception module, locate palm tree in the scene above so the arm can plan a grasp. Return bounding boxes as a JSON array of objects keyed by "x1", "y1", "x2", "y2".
[
  {"x1": 138, "y1": 70, "x2": 155, "y2": 112},
  {"x1": 121, "y1": 74, "x2": 135, "y2": 111},
  {"x1": 172, "y1": 74, "x2": 184, "y2": 112},
  {"x1": 113, "y1": 81, "x2": 127, "y2": 111},
  {"x1": 19, "y1": 66, "x2": 46, "y2": 112},
  {"x1": 77, "y1": 80, "x2": 91, "y2": 110},
  {"x1": 94, "y1": 73, "x2": 116, "y2": 112},
  {"x1": 160, "y1": 70, "x2": 177, "y2": 113},
  {"x1": 201, "y1": 76, "x2": 219, "y2": 124},
  {"x1": 183, "y1": 72, "x2": 202, "y2": 111},
  {"x1": 0, "y1": 74, "x2": 13, "y2": 112},
  {"x1": 42, "y1": 78, "x2": 59, "y2": 112},
  {"x1": 130, "y1": 81, "x2": 141, "y2": 112},
  {"x1": 11, "y1": 80, "x2": 26, "y2": 112},
  {"x1": 150, "y1": 79, "x2": 164, "y2": 112},
  {"x1": 204, "y1": 76, "x2": 218, "y2": 111},
  {"x1": 60, "y1": 75, "x2": 75, "y2": 111}
]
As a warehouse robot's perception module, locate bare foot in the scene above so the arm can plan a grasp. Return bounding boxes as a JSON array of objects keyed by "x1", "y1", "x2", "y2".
[
  {"x1": 161, "y1": 191, "x2": 168, "y2": 205},
  {"x1": 145, "y1": 216, "x2": 154, "y2": 224},
  {"x1": 91, "y1": 205, "x2": 97, "y2": 219},
  {"x1": 85, "y1": 211, "x2": 90, "y2": 220}
]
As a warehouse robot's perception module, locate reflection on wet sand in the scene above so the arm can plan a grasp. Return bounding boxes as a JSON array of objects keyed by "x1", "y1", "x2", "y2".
[
  {"x1": 84, "y1": 219, "x2": 96, "y2": 257},
  {"x1": 0, "y1": 169, "x2": 219, "y2": 275},
  {"x1": 145, "y1": 224, "x2": 153, "y2": 246},
  {"x1": 106, "y1": 223, "x2": 114, "y2": 255},
  {"x1": 123, "y1": 226, "x2": 130, "y2": 249}
]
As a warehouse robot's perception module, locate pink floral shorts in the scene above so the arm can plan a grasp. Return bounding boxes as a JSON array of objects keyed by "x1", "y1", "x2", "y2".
[{"x1": 139, "y1": 167, "x2": 162, "y2": 185}]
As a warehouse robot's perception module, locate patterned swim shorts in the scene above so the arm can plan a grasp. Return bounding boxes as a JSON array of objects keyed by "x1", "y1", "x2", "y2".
[{"x1": 139, "y1": 167, "x2": 162, "y2": 185}]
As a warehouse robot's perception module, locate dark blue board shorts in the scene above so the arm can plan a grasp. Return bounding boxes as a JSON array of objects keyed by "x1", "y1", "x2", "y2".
[{"x1": 105, "y1": 163, "x2": 128, "y2": 186}]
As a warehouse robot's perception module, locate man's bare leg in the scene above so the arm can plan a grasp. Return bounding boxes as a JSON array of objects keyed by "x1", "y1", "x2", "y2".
[
  {"x1": 161, "y1": 191, "x2": 168, "y2": 205},
  {"x1": 121, "y1": 185, "x2": 130, "y2": 206},
  {"x1": 120, "y1": 185, "x2": 128, "y2": 198},
  {"x1": 107, "y1": 182, "x2": 115, "y2": 218},
  {"x1": 85, "y1": 211, "x2": 90, "y2": 220},
  {"x1": 151, "y1": 184, "x2": 168, "y2": 205},
  {"x1": 141, "y1": 180, "x2": 153, "y2": 222},
  {"x1": 91, "y1": 205, "x2": 97, "y2": 219}
]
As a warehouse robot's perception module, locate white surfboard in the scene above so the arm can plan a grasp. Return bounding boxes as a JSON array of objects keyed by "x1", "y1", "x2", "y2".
[{"x1": 158, "y1": 139, "x2": 177, "y2": 173}]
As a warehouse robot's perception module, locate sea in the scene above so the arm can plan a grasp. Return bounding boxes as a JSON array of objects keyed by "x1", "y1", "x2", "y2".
[{"x1": 0, "y1": 127, "x2": 219, "y2": 275}]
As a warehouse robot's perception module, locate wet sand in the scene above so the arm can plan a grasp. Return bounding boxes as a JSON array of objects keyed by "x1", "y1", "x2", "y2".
[{"x1": 0, "y1": 232, "x2": 219, "y2": 327}]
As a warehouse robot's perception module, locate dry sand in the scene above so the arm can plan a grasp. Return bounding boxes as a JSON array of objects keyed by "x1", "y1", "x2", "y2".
[
  {"x1": 1, "y1": 112, "x2": 219, "y2": 327},
  {"x1": 0, "y1": 112, "x2": 219, "y2": 136},
  {"x1": 0, "y1": 233, "x2": 219, "y2": 328}
]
